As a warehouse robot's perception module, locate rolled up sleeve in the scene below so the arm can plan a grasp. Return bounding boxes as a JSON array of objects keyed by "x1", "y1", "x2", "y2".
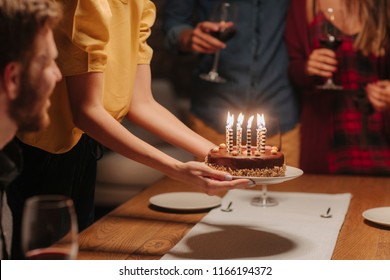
[
  {"x1": 56, "y1": 0, "x2": 111, "y2": 75},
  {"x1": 137, "y1": 0, "x2": 156, "y2": 64}
]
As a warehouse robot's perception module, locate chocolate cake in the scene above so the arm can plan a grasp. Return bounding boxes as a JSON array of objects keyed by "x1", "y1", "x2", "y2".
[{"x1": 205, "y1": 145, "x2": 286, "y2": 177}]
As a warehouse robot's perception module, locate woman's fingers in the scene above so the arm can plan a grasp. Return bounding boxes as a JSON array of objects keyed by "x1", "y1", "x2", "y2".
[
  {"x1": 199, "y1": 177, "x2": 255, "y2": 195},
  {"x1": 177, "y1": 161, "x2": 255, "y2": 195},
  {"x1": 366, "y1": 81, "x2": 390, "y2": 111},
  {"x1": 306, "y1": 48, "x2": 338, "y2": 77}
]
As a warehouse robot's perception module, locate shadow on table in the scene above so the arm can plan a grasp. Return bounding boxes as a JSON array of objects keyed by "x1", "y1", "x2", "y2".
[
  {"x1": 148, "y1": 204, "x2": 219, "y2": 214},
  {"x1": 363, "y1": 219, "x2": 390, "y2": 230},
  {"x1": 166, "y1": 224, "x2": 296, "y2": 259}
]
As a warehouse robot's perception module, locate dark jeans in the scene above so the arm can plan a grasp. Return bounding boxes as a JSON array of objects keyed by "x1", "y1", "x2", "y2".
[{"x1": 7, "y1": 134, "x2": 101, "y2": 259}]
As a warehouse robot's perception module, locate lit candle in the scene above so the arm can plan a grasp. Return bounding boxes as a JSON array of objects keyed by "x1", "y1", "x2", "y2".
[
  {"x1": 226, "y1": 112, "x2": 234, "y2": 154},
  {"x1": 236, "y1": 113, "x2": 244, "y2": 154},
  {"x1": 256, "y1": 114, "x2": 261, "y2": 153},
  {"x1": 257, "y1": 114, "x2": 266, "y2": 154},
  {"x1": 246, "y1": 115, "x2": 254, "y2": 156}
]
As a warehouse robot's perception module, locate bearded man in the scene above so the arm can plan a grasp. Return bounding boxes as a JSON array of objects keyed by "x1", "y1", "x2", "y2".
[{"x1": 0, "y1": 0, "x2": 61, "y2": 259}]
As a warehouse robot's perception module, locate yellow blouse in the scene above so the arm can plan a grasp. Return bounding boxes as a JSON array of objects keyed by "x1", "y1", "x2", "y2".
[{"x1": 18, "y1": 0, "x2": 156, "y2": 153}]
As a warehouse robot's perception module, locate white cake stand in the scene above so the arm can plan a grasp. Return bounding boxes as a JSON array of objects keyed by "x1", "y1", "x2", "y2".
[{"x1": 233, "y1": 166, "x2": 304, "y2": 207}]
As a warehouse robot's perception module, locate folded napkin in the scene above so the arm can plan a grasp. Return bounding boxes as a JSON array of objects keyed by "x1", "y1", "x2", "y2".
[{"x1": 162, "y1": 189, "x2": 351, "y2": 260}]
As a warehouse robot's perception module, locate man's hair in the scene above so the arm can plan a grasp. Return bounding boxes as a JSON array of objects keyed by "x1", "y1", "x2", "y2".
[{"x1": 0, "y1": 0, "x2": 61, "y2": 72}]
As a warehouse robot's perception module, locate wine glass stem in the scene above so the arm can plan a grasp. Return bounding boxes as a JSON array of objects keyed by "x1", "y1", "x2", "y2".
[
  {"x1": 210, "y1": 50, "x2": 221, "y2": 74},
  {"x1": 262, "y1": 184, "x2": 268, "y2": 204},
  {"x1": 325, "y1": 77, "x2": 334, "y2": 85}
]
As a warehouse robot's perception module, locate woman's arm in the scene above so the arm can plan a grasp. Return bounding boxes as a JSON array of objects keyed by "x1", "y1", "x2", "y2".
[
  {"x1": 127, "y1": 65, "x2": 215, "y2": 158},
  {"x1": 66, "y1": 68, "x2": 252, "y2": 194}
]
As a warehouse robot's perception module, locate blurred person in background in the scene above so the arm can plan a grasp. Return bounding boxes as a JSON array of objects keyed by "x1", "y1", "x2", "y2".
[
  {"x1": 0, "y1": 0, "x2": 61, "y2": 259},
  {"x1": 164, "y1": 0, "x2": 300, "y2": 166},
  {"x1": 285, "y1": 0, "x2": 390, "y2": 174}
]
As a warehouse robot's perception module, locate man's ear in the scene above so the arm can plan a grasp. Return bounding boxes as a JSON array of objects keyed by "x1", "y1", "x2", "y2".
[{"x1": 2, "y1": 62, "x2": 22, "y2": 100}]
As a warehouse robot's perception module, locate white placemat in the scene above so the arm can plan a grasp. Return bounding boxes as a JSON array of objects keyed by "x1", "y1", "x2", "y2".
[{"x1": 162, "y1": 189, "x2": 352, "y2": 260}]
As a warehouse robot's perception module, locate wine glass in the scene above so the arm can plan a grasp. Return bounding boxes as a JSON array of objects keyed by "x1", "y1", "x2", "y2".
[
  {"x1": 199, "y1": 1, "x2": 237, "y2": 83},
  {"x1": 22, "y1": 195, "x2": 78, "y2": 260},
  {"x1": 317, "y1": 8, "x2": 343, "y2": 90},
  {"x1": 251, "y1": 116, "x2": 282, "y2": 207}
]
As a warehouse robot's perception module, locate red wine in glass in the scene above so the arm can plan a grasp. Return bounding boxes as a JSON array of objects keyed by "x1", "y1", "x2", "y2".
[
  {"x1": 317, "y1": 8, "x2": 343, "y2": 90},
  {"x1": 22, "y1": 195, "x2": 78, "y2": 260},
  {"x1": 210, "y1": 27, "x2": 236, "y2": 42},
  {"x1": 199, "y1": 1, "x2": 237, "y2": 83},
  {"x1": 317, "y1": 34, "x2": 343, "y2": 90},
  {"x1": 319, "y1": 37, "x2": 343, "y2": 51},
  {"x1": 26, "y1": 248, "x2": 71, "y2": 260}
]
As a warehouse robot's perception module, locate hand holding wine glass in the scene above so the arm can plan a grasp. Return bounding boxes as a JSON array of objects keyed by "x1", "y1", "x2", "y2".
[
  {"x1": 199, "y1": 1, "x2": 237, "y2": 83},
  {"x1": 22, "y1": 195, "x2": 78, "y2": 260},
  {"x1": 316, "y1": 8, "x2": 343, "y2": 90},
  {"x1": 187, "y1": 21, "x2": 227, "y2": 54}
]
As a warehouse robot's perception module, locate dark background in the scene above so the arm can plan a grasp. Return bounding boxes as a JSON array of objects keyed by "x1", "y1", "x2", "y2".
[{"x1": 149, "y1": 0, "x2": 198, "y2": 98}]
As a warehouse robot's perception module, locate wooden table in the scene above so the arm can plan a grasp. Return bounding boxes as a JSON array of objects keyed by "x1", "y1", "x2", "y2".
[{"x1": 77, "y1": 174, "x2": 390, "y2": 260}]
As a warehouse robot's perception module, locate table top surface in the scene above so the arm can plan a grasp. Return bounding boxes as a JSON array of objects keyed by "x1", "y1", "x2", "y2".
[{"x1": 77, "y1": 174, "x2": 390, "y2": 260}]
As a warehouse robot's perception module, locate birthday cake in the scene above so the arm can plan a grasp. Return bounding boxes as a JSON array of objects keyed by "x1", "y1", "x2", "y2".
[{"x1": 205, "y1": 144, "x2": 286, "y2": 177}]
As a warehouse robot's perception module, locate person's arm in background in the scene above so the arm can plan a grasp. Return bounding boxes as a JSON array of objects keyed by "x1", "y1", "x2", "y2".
[
  {"x1": 285, "y1": 0, "x2": 337, "y2": 89},
  {"x1": 364, "y1": 15, "x2": 390, "y2": 142},
  {"x1": 366, "y1": 46, "x2": 390, "y2": 112},
  {"x1": 366, "y1": 80, "x2": 390, "y2": 112},
  {"x1": 164, "y1": 0, "x2": 224, "y2": 54}
]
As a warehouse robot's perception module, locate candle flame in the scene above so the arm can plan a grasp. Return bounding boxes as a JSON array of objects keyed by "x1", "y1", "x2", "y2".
[
  {"x1": 257, "y1": 113, "x2": 265, "y2": 128},
  {"x1": 237, "y1": 113, "x2": 244, "y2": 127},
  {"x1": 247, "y1": 115, "x2": 254, "y2": 129},
  {"x1": 226, "y1": 112, "x2": 234, "y2": 128}
]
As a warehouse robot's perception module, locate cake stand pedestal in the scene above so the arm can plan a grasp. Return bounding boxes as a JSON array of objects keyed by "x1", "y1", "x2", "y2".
[
  {"x1": 233, "y1": 166, "x2": 304, "y2": 207},
  {"x1": 251, "y1": 184, "x2": 278, "y2": 207}
]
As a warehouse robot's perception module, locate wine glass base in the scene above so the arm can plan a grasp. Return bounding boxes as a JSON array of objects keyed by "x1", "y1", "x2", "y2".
[
  {"x1": 317, "y1": 82, "x2": 343, "y2": 90},
  {"x1": 251, "y1": 196, "x2": 278, "y2": 207},
  {"x1": 199, "y1": 72, "x2": 227, "y2": 83}
]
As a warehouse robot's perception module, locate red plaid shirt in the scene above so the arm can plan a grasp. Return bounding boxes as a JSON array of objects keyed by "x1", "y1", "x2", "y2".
[{"x1": 286, "y1": 4, "x2": 390, "y2": 175}]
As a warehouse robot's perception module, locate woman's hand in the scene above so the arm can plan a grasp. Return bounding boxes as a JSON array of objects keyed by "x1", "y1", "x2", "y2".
[
  {"x1": 306, "y1": 48, "x2": 338, "y2": 78},
  {"x1": 171, "y1": 161, "x2": 255, "y2": 195},
  {"x1": 366, "y1": 80, "x2": 390, "y2": 112}
]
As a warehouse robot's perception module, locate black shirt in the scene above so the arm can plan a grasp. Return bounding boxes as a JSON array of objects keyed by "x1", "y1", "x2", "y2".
[{"x1": 0, "y1": 139, "x2": 22, "y2": 259}]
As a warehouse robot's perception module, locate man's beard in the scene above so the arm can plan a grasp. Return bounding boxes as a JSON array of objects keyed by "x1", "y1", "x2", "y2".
[{"x1": 9, "y1": 69, "x2": 47, "y2": 132}]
